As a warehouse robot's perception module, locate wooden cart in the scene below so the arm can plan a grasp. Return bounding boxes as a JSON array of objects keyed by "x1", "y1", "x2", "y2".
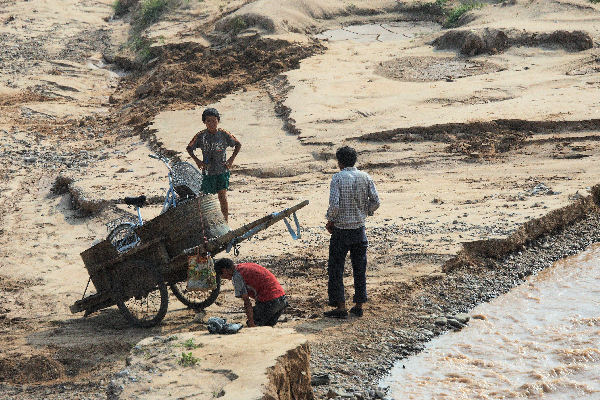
[{"x1": 70, "y1": 197, "x2": 309, "y2": 327}]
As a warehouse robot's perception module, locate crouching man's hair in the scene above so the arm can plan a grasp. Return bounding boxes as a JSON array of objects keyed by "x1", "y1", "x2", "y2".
[{"x1": 214, "y1": 258, "x2": 235, "y2": 275}]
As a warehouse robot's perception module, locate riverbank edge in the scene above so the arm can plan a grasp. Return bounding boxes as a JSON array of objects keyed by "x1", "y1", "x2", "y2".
[{"x1": 310, "y1": 184, "x2": 600, "y2": 399}]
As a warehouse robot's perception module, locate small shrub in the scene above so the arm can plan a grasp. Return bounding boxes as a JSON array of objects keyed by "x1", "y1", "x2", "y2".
[
  {"x1": 127, "y1": 34, "x2": 153, "y2": 62},
  {"x1": 229, "y1": 16, "x2": 248, "y2": 35},
  {"x1": 590, "y1": 0, "x2": 600, "y2": 3},
  {"x1": 178, "y1": 352, "x2": 200, "y2": 367},
  {"x1": 140, "y1": 0, "x2": 169, "y2": 25},
  {"x1": 444, "y1": 1, "x2": 483, "y2": 28},
  {"x1": 113, "y1": 0, "x2": 127, "y2": 16},
  {"x1": 179, "y1": 338, "x2": 201, "y2": 350}
]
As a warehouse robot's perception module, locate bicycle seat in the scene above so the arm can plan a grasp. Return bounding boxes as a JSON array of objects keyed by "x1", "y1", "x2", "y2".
[{"x1": 124, "y1": 195, "x2": 147, "y2": 207}]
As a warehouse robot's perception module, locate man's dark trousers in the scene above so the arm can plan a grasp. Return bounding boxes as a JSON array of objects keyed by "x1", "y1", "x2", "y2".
[
  {"x1": 328, "y1": 226, "x2": 368, "y2": 306},
  {"x1": 253, "y1": 295, "x2": 288, "y2": 326}
]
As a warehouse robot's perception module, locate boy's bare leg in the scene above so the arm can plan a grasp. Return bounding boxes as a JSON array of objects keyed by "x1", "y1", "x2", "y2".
[{"x1": 217, "y1": 189, "x2": 228, "y2": 222}]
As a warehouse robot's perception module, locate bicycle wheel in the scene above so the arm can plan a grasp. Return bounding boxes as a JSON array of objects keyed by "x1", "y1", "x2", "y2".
[
  {"x1": 170, "y1": 278, "x2": 220, "y2": 310},
  {"x1": 112, "y1": 260, "x2": 168, "y2": 328},
  {"x1": 108, "y1": 223, "x2": 139, "y2": 252}
]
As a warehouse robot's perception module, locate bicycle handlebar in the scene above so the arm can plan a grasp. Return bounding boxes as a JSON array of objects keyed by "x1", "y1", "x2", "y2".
[{"x1": 149, "y1": 153, "x2": 173, "y2": 173}]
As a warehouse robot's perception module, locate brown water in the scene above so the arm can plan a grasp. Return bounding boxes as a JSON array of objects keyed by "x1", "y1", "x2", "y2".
[{"x1": 382, "y1": 244, "x2": 600, "y2": 399}]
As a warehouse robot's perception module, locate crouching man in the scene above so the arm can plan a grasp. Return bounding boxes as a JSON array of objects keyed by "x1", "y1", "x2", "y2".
[{"x1": 214, "y1": 258, "x2": 288, "y2": 327}]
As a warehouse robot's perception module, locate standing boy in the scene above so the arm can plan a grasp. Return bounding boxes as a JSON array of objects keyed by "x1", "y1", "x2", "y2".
[
  {"x1": 187, "y1": 107, "x2": 241, "y2": 222},
  {"x1": 324, "y1": 146, "x2": 380, "y2": 319},
  {"x1": 214, "y1": 258, "x2": 288, "y2": 327}
]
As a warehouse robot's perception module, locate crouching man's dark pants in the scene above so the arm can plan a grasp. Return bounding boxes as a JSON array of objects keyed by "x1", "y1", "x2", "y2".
[
  {"x1": 328, "y1": 226, "x2": 368, "y2": 306},
  {"x1": 253, "y1": 295, "x2": 288, "y2": 326}
]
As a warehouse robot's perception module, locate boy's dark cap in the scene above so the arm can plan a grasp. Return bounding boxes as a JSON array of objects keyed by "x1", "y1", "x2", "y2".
[{"x1": 202, "y1": 107, "x2": 220, "y2": 122}]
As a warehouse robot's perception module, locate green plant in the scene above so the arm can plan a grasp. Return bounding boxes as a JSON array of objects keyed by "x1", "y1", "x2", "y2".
[
  {"x1": 229, "y1": 16, "x2": 247, "y2": 34},
  {"x1": 140, "y1": 0, "x2": 169, "y2": 25},
  {"x1": 444, "y1": 1, "x2": 483, "y2": 28},
  {"x1": 178, "y1": 352, "x2": 200, "y2": 367},
  {"x1": 112, "y1": 0, "x2": 128, "y2": 16},
  {"x1": 179, "y1": 338, "x2": 201, "y2": 350},
  {"x1": 435, "y1": 0, "x2": 448, "y2": 8},
  {"x1": 590, "y1": 0, "x2": 600, "y2": 3},
  {"x1": 127, "y1": 34, "x2": 153, "y2": 62}
]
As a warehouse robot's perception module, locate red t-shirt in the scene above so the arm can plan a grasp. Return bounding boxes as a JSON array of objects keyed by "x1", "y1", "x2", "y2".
[{"x1": 235, "y1": 263, "x2": 285, "y2": 302}]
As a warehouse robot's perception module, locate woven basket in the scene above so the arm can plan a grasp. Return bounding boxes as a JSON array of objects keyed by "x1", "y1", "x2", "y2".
[
  {"x1": 171, "y1": 162, "x2": 203, "y2": 198},
  {"x1": 135, "y1": 195, "x2": 230, "y2": 258}
]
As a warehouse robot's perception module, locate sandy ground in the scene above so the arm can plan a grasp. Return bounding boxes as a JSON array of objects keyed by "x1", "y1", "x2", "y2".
[{"x1": 1, "y1": 0, "x2": 600, "y2": 398}]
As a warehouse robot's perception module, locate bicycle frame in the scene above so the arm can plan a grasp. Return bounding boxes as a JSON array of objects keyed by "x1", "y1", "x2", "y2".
[{"x1": 148, "y1": 154, "x2": 179, "y2": 213}]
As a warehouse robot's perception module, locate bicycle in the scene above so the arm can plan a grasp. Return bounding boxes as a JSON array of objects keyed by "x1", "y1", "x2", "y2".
[
  {"x1": 107, "y1": 153, "x2": 200, "y2": 252},
  {"x1": 106, "y1": 153, "x2": 220, "y2": 310}
]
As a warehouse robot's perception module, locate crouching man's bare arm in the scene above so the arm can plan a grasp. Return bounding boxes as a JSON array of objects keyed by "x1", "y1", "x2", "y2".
[{"x1": 242, "y1": 293, "x2": 256, "y2": 327}]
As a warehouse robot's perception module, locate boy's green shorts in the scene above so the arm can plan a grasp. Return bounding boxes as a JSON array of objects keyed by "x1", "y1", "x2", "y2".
[{"x1": 201, "y1": 171, "x2": 230, "y2": 194}]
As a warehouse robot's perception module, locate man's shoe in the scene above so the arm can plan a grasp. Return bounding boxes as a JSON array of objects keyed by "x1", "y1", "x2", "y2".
[
  {"x1": 323, "y1": 309, "x2": 348, "y2": 319},
  {"x1": 349, "y1": 306, "x2": 363, "y2": 317}
]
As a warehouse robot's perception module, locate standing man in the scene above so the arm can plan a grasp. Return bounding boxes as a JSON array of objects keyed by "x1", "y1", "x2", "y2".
[
  {"x1": 187, "y1": 107, "x2": 241, "y2": 223},
  {"x1": 324, "y1": 146, "x2": 380, "y2": 319},
  {"x1": 214, "y1": 258, "x2": 288, "y2": 327}
]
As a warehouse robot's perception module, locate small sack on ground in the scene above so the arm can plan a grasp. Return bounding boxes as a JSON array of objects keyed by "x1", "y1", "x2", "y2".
[
  {"x1": 187, "y1": 254, "x2": 217, "y2": 292},
  {"x1": 207, "y1": 317, "x2": 242, "y2": 334}
]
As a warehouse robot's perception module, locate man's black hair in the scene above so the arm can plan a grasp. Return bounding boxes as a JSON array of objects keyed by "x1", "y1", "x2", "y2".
[
  {"x1": 336, "y1": 146, "x2": 357, "y2": 167},
  {"x1": 202, "y1": 107, "x2": 220, "y2": 122},
  {"x1": 213, "y1": 258, "x2": 235, "y2": 275}
]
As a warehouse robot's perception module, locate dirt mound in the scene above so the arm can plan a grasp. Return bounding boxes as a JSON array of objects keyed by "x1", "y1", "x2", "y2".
[
  {"x1": 433, "y1": 28, "x2": 593, "y2": 56},
  {"x1": 215, "y1": 13, "x2": 276, "y2": 35},
  {"x1": 0, "y1": 91, "x2": 53, "y2": 107},
  {"x1": 0, "y1": 354, "x2": 65, "y2": 384},
  {"x1": 375, "y1": 56, "x2": 500, "y2": 82},
  {"x1": 110, "y1": 36, "x2": 323, "y2": 132},
  {"x1": 359, "y1": 119, "x2": 600, "y2": 157},
  {"x1": 432, "y1": 28, "x2": 510, "y2": 56},
  {"x1": 445, "y1": 130, "x2": 531, "y2": 158},
  {"x1": 513, "y1": 30, "x2": 594, "y2": 52}
]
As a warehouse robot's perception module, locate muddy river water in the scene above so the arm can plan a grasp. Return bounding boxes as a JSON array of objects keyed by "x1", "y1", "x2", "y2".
[{"x1": 381, "y1": 244, "x2": 600, "y2": 399}]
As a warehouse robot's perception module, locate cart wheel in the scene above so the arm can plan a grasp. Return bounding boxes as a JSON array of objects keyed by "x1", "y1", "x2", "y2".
[
  {"x1": 107, "y1": 223, "x2": 139, "y2": 253},
  {"x1": 112, "y1": 260, "x2": 168, "y2": 328},
  {"x1": 170, "y1": 277, "x2": 220, "y2": 310}
]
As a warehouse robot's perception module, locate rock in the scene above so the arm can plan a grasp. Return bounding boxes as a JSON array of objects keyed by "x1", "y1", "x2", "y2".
[
  {"x1": 434, "y1": 316, "x2": 447, "y2": 326},
  {"x1": 106, "y1": 380, "x2": 124, "y2": 400},
  {"x1": 447, "y1": 318, "x2": 464, "y2": 329},
  {"x1": 454, "y1": 313, "x2": 470, "y2": 324},
  {"x1": 311, "y1": 373, "x2": 330, "y2": 386}
]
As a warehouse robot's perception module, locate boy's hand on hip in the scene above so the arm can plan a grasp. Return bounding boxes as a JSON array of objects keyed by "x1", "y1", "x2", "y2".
[
  {"x1": 326, "y1": 221, "x2": 334, "y2": 234},
  {"x1": 195, "y1": 160, "x2": 206, "y2": 170},
  {"x1": 225, "y1": 159, "x2": 234, "y2": 169}
]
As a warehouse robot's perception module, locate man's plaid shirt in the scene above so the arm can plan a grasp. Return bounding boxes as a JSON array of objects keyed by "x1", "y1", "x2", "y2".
[{"x1": 326, "y1": 167, "x2": 380, "y2": 229}]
